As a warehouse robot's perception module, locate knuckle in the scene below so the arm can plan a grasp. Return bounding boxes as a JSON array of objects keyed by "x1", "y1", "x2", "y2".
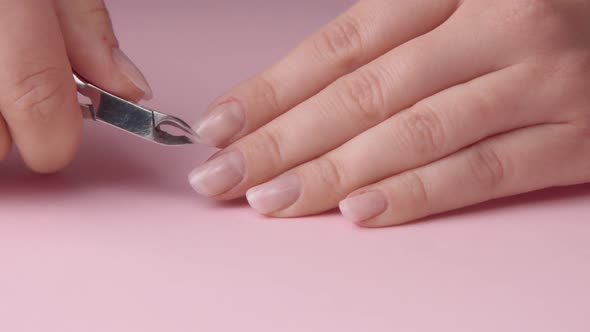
[
  {"x1": 544, "y1": 56, "x2": 590, "y2": 108},
  {"x1": 500, "y1": 0, "x2": 558, "y2": 23},
  {"x1": 565, "y1": 120, "x2": 590, "y2": 156},
  {"x1": 510, "y1": 0, "x2": 555, "y2": 17},
  {"x1": 82, "y1": 2, "x2": 113, "y2": 29},
  {"x1": 248, "y1": 127, "x2": 287, "y2": 167},
  {"x1": 313, "y1": 15, "x2": 365, "y2": 68},
  {"x1": 313, "y1": 157, "x2": 347, "y2": 195},
  {"x1": 336, "y1": 68, "x2": 388, "y2": 124},
  {"x1": 254, "y1": 74, "x2": 282, "y2": 115},
  {"x1": 467, "y1": 143, "x2": 507, "y2": 191},
  {"x1": 84, "y1": 3, "x2": 109, "y2": 18},
  {"x1": 399, "y1": 171, "x2": 430, "y2": 209},
  {"x1": 397, "y1": 103, "x2": 447, "y2": 155},
  {"x1": 498, "y1": 0, "x2": 572, "y2": 47},
  {"x1": 3, "y1": 67, "x2": 70, "y2": 121}
]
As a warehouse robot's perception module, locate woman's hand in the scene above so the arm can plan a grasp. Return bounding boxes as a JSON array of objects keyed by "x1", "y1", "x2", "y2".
[
  {"x1": 189, "y1": 0, "x2": 590, "y2": 227},
  {"x1": 0, "y1": 0, "x2": 151, "y2": 173}
]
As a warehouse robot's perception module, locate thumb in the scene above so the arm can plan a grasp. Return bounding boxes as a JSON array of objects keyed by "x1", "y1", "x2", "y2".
[{"x1": 56, "y1": 0, "x2": 152, "y2": 101}]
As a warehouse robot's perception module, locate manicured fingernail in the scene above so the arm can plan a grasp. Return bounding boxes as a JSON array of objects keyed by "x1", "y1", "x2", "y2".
[
  {"x1": 112, "y1": 48, "x2": 153, "y2": 100},
  {"x1": 246, "y1": 174, "x2": 301, "y2": 215},
  {"x1": 188, "y1": 151, "x2": 245, "y2": 196},
  {"x1": 339, "y1": 191, "x2": 387, "y2": 223},
  {"x1": 193, "y1": 101, "x2": 245, "y2": 147}
]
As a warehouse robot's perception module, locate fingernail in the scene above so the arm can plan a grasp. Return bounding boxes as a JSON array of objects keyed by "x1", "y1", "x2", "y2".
[
  {"x1": 339, "y1": 191, "x2": 387, "y2": 223},
  {"x1": 246, "y1": 174, "x2": 301, "y2": 215},
  {"x1": 193, "y1": 101, "x2": 245, "y2": 147},
  {"x1": 188, "y1": 151, "x2": 245, "y2": 196},
  {"x1": 112, "y1": 48, "x2": 153, "y2": 100}
]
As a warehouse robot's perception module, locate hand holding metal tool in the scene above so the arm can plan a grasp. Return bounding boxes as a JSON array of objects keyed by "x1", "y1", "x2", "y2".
[{"x1": 74, "y1": 74, "x2": 197, "y2": 146}]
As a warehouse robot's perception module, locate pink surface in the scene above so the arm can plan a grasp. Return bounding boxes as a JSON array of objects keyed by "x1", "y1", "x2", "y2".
[{"x1": 1, "y1": 1, "x2": 590, "y2": 331}]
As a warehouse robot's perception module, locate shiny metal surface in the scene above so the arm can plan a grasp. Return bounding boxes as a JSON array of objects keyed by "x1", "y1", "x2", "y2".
[{"x1": 74, "y1": 73, "x2": 197, "y2": 146}]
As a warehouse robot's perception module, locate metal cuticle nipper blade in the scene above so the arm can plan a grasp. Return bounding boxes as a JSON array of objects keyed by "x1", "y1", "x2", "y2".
[{"x1": 74, "y1": 73, "x2": 198, "y2": 146}]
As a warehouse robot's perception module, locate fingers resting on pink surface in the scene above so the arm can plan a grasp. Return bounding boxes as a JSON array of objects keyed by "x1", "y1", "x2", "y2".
[
  {"x1": 343, "y1": 124, "x2": 587, "y2": 227},
  {"x1": 191, "y1": 0, "x2": 460, "y2": 147},
  {"x1": 188, "y1": 0, "x2": 590, "y2": 226}
]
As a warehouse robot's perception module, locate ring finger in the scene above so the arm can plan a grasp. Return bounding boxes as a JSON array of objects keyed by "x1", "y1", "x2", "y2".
[
  {"x1": 245, "y1": 63, "x2": 553, "y2": 216},
  {"x1": 344, "y1": 123, "x2": 582, "y2": 227},
  {"x1": 189, "y1": 11, "x2": 512, "y2": 200}
]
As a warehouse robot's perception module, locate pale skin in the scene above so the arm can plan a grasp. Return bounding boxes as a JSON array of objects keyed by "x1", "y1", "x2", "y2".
[
  {"x1": 4, "y1": 1, "x2": 590, "y2": 228},
  {"x1": 0, "y1": 0, "x2": 152, "y2": 173},
  {"x1": 189, "y1": 0, "x2": 590, "y2": 227}
]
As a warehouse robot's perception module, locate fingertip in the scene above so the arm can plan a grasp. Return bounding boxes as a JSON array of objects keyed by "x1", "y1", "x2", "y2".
[
  {"x1": 187, "y1": 151, "x2": 246, "y2": 198},
  {"x1": 17, "y1": 98, "x2": 83, "y2": 174},
  {"x1": 192, "y1": 100, "x2": 246, "y2": 148},
  {"x1": 21, "y1": 122, "x2": 82, "y2": 174},
  {"x1": 23, "y1": 142, "x2": 80, "y2": 174},
  {"x1": 245, "y1": 174, "x2": 302, "y2": 216},
  {"x1": 57, "y1": 0, "x2": 153, "y2": 102},
  {"x1": 111, "y1": 48, "x2": 153, "y2": 100},
  {"x1": 72, "y1": 47, "x2": 153, "y2": 103},
  {"x1": 338, "y1": 190, "x2": 388, "y2": 224}
]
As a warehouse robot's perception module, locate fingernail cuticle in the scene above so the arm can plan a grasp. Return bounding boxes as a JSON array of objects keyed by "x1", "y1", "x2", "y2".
[
  {"x1": 339, "y1": 191, "x2": 388, "y2": 223},
  {"x1": 193, "y1": 101, "x2": 245, "y2": 147},
  {"x1": 188, "y1": 151, "x2": 245, "y2": 197},
  {"x1": 112, "y1": 48, "x2": 153, "y2": 100},
  {"x1": 246, "y1": 174, "x2": 302, "y2": 215}
]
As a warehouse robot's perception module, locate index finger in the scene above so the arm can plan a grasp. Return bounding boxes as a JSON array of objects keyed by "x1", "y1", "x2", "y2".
[{"x1": 192, "y1": 0, "x2": 458, "y2": 147}]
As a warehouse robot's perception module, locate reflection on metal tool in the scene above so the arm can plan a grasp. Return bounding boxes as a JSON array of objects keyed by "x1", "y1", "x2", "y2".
[{"x1": 74, "y1": 73, "x2": 197, "y2": 146}]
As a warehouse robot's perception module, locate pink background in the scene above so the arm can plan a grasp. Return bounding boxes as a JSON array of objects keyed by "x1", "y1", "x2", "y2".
[{"x1": 1, "y1": 1, "x2": 590, "y2": 331}]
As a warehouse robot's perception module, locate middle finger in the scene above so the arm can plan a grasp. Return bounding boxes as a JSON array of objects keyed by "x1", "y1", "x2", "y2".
[
  {"x1": 194, "y1": 0, "x2": 459, "y2": 147},
  {"x1": 189, "y1": 11, "x2": 510, "y2": 199},
  {"x1": 249, "y1": 63, "x2": 553, "y2": 216}
]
